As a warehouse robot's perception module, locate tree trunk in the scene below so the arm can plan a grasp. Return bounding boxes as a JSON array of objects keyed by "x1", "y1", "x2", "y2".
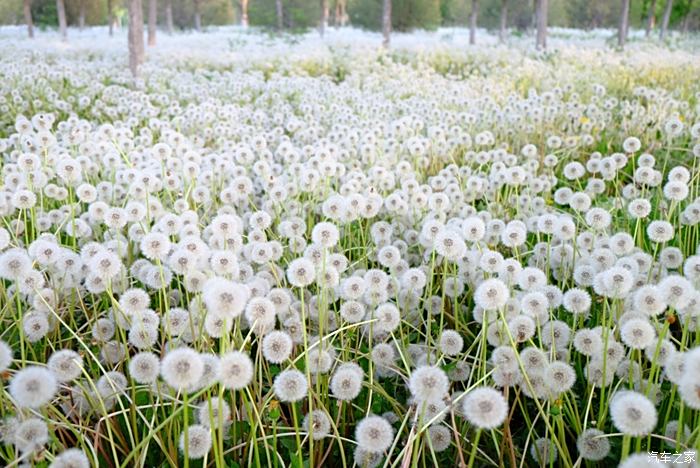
[
  {"x1": 241, "y1": 0, "x2": 249, "y2": 27},
  {"x1": 660, "y1": 0, "x2": 674, "y2": 39},
  {"x1": 79, "y1": 0, "x2": 85, "y2": 30},
  {"x1": 681, "y1": 0, "x2": 694, "y2": 33},
  {"x1": 536, "y1": 0, "x2": 548, "y2": 49},
  {"x1": 618, "y1": 0, "x2": 630, "y2": 47},
  {"x1": 148, "y1": 0, "x2": 157, "y2": 45},
  {"x1": 24, "y1": 0, "x2": 33, "y2": 38},
  {"x1": 276, "y1": 0, "x2": 283, "y2": 30},
  {"x1": 469, "y1": 0, "x2": 478, "y2": 45},
  {"x1": 646, "y1": 0, "x2": 658, "y2": 36},
  {"x1": 128, "y1": 0, "x2": 145, "y2": 76},
  {"x1": 56, "y1": 0, "x2": 67, "y2": 41},
  {"x1": 334, "y1": 0, "x2": 348, "y2": 27},
  {"x1": 108, "y1": 0, "x2": 114, "y2": 35},
  {"x1": 340, "y1": 0, "x2": 347, "y2": 26},
  {"x1": 166, "y1": 0, "x2": 174, "y2": 34},
  {"x1": 194, "y1": 0, "x2": 201, "y2": 31},
  {"x1": 382, "y1": 0, "x2": 391, "y2": 47},
  {"x1": 499, "y1": 0, "x2": 507, "y2": 43},
  {"x1": 320, "y1": 0, "x2": 328, "y2": 37}
]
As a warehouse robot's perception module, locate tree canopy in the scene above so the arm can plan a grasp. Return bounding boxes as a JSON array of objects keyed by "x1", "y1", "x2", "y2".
[{"x1": 0, "y1": 0, "x2": 697, "y2": 33}]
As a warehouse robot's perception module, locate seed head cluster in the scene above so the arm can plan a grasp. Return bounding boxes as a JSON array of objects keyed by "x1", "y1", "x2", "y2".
[{"x1": 0, "y1": 26, "x2": 699, "y2": 468}]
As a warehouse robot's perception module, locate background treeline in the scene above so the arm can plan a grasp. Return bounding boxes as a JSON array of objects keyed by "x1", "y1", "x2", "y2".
[{"x1": 0, "y1": 0, "x2": 697, "y2": 32}]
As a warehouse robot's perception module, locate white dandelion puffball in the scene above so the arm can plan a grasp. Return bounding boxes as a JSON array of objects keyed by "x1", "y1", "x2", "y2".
[
  {"x1": 576, "y1": 428, "x2": 610, "y2": 461},
  {"x1": 0, "y1": 340, "x2": 13, "y2": 372},
  {"x1": 610, "y1": 391, "x2": 658, "y2": 436},
  {"x1": 197, "y1": 397, "x2": 232, "y2": 428},
  {"x1": 303, "y1": 409, "x2": 332, "y2": 440},
  {"x1": 179, "y1": 424, "x2": 212, "y2": 459},
  {"x1": 438, "y1": 330, "x2": 463, "y2": 356},
  {"x1": 10, "y1": 366, "x2": 57, "y2": 408},
  {"x1": 161, "y1": 347, "x2": 205, "y2": 391},
  {"x1": 128, "y1": 352, "x2": 161, "y2": 384},
  {"x1": 646, "y1": 220, "x2": 674, "y2": 243},
  {"x1": 49, "y1": 448, "x2": 90, "y2": 468},
  {"x1": 262, "y1": 331, "x2": 294, "y2": 364},
  {"x1": 474, "y1": 278, "x2": 509, "y2": 311},
  {"x1": 427, "y1": 425, "x2": 452, "y2": 452},
  {"x1": 202, "y1": 277, "x2": 250, "y2": 319},
  {"x1": 273, "y1": 369, "x2": 308, "y2": 402},
  {"x1": 286, "y1": 258, "x2": 316, "y2": 287},
  {"x1": 47, "y1": 349, "x2": 83, "y2": 382},
  {"x1": 618, "y1": 452, "x2": 669, "y2": 468},
  {"x1": 14, "y1": 417, "x2": 49, "y2": 453},
  {"x1": 409, "y1": 366, "x2": 449, "y2": 402},
  {"x1": 355, "y1": 415, "x2": 394, "y2": 454},
  {"x1": 462, "y1": 387, "x2": 509, "y2": 429},
  {"x1": 620, "y1": 318, "x2": 657, "y2": 350},
  {"x1": 218, "y1": 351, "x2": 254, "y2": 390}
]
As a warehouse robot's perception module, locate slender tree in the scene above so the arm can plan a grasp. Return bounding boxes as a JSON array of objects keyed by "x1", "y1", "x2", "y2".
[
  {"x1": 148, "y1": 0, "x2": 157, "y2": 45},
  {"x1": 536, "y1": 0, "x2": 548, "y2": 49},
  {"x1": 241, "y1": 0, "x2": 249, "y2": 27},
  {"x1": 276, "y1": 0, "x2": 283, "y2": 30},
  {"x1": 193, "y1": 0, "x2": 202, "y2": 31},
  {"x1": 619, "y1": 0, "x2": 630, "y2": 47},
  {"x1": 108, "y1": 0, "x2": 114, "y2": 36},
  {"x1": 128, "y1": 0, "x2": 145, "y2": 76},
  {"x1": 469, "y1": 0, "x2": 478, "y2": 44},
  {"x1": 382, "y1": 0, "x2": 391, "y2": 47},
  {"x1": 660, "y1": 0, "x2": 674, "y2": 39},
  {"x1": 499, "y1": 0, "x2": 508, "y2": 43},
  {"x1": 320, "y1": 0, "x2": 329, "y2": 37},
  {"x1": 78, "y1": 0, "x2": 85, "y2": 31},
  {"x1": 23, "y1": 0, "x2": 33, "y2": 38},
  {"x1": 334, "y1": 0, "x2": 347, "y2": 27},
  {"x1": 165, "y1": 0, "x2": 174, "y2": 34},
  {"x1": 646, "y1": 0, "x2": 658, "y2": 36},
  {"x1": 57, "y1": 0, "x2": 67, "y2": 41},
  {"x1": 79, "y1": 0, "x2": 86, "y2": 30}
]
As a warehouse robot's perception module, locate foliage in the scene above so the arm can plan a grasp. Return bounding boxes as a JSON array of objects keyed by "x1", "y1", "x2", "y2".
[
  {"x1": 249, "y1": 0, "x2": 321, "y2": 29},
  {"x1": 0, "y1": 0, "x2": 696, "y2": 32}
]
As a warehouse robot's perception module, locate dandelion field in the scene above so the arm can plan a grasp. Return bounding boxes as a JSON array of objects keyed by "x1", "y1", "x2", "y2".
[{"x1": 1, "y1": 27, "x2": 700, "y2": 468}]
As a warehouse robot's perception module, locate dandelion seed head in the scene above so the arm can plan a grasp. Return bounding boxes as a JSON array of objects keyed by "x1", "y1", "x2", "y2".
[
  {"x1": 303, "y1": 410, "x2": 332, "y2": 440},
  {"x1": 408, "y1": 366, "x2": 449, "y2": 402},
  {"x1": 49, "y1": 448, "x2": 91, "y2": 468},
  {"x1": 330, "y1": 362, "x2": 364, "y2": 401},
  {"x1": 47, "y1": 349, "x2": 83, "y2": 382},
  {"x1": 179, "y1": 424, "x2": 212, "y2": 459},
  {"x1": 355, "y1": 415, "x2": 394, "y2": 454},
  {"x1": 610, "y1": 391, "x2": 658, "y2": 436},
  {"x1": 13, "y1": 417, "x2": 48, "y2": 454},
  {"x1": 10, "y1": 366, "x2": 57, "y2": 408},
  {"x1": 161, "y1": 347, "x2": 205, "y2": 392},
  {"x1": 273, "y1": 369, "x2": 308, "y2": 402},
  {"x1": 462, "y1": 387, "x2": 508, "y2": 429}
]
